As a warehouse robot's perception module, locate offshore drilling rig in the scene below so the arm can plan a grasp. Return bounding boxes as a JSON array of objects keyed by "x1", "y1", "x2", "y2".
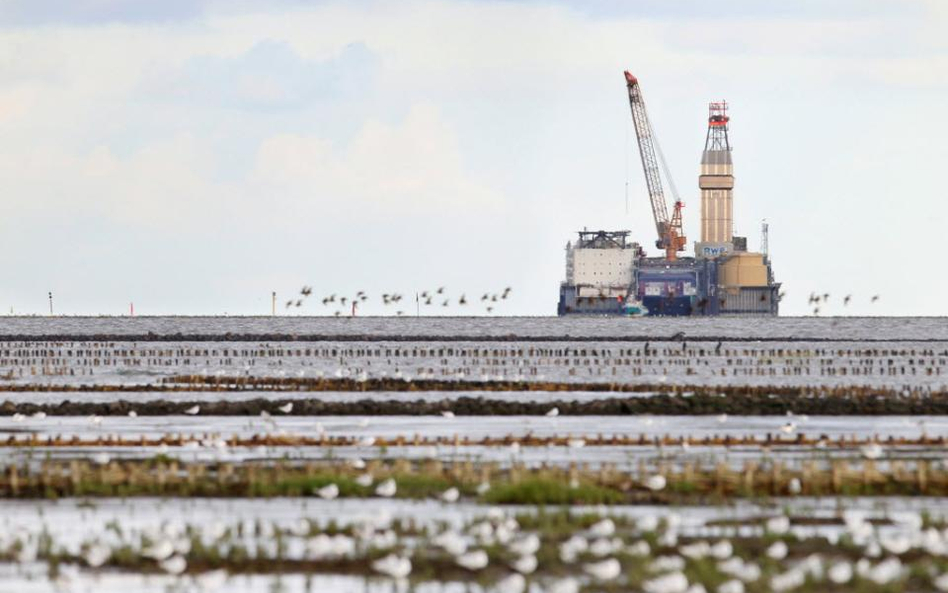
[{"x1": 557, "y1": 71, "x2": 780, "y2": 316}]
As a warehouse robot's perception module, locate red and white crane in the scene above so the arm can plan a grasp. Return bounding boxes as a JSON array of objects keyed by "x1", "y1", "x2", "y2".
[{"x1": 624, "y1": 71, "x2": 686, "y2": 261}]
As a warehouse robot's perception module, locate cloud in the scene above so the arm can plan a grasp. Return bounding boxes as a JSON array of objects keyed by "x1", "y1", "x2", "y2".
[
  {"x1": 0, "y1": 102, "x2": 499, "y2": 232},
  {"x1": 142, "y1": 40, "x2": 379, "y2": 111},
  {"x1": 0, "y1": 0, "x2": 204, "y2": 26},
  {"x1": 500, "y1": 0, "x2": 921, "y2": 21},
  {"x1": 0, "y1": 85, "x2": 36, "y2": 122},
  {"x1": 252, "y1": 103, "x2": 503, "y2": 212},
  {"x1": 0, "y1": 135, "x2": 231, "y2": 226},
  {"x1": 0, "y1": 0, "x2": 922, "y2": 28}
]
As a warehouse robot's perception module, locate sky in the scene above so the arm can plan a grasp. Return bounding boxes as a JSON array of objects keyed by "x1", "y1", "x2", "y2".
[{"x1": 0, "y1": 0, "x2": 945, "y2": 317}]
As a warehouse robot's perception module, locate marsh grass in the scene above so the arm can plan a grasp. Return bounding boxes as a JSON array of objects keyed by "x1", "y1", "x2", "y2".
[
  {"x1": 4, "y1": 457, "x2": 948, "y2": 503},
  {"x1": 483, "y1": 478, "x2": 622, "y2": 505}
]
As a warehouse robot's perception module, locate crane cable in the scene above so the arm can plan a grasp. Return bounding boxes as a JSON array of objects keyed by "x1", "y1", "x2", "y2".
[
  {"x1": 653, "y1": 129, "x2": 680, "y2": 207},
  {"x1": 624, "y1": 117, "x2": 630, "y2": 214}
]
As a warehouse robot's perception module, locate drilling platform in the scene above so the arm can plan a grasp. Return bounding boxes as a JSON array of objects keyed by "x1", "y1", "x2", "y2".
[{"x1": 557, "y1": 71, "x2": 780, "y2": 316}]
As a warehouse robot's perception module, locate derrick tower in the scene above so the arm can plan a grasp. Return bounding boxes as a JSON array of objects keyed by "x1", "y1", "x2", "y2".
[{"x1": 699, "y1": 102, "x2": 734, "y2": 245}]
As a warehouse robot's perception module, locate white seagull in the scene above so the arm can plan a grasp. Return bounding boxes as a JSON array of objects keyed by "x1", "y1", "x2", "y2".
[
  {"x1": 371, "y1": 554, "x2": 411, "y2": 578},
  {"x1": 583, "y1": 558, "x2": 621, "y2": 581},
  {"x1": 375, "y1": 478, "x2": 397, "y2": 497},
  {"x1": 455, "y1": 549, "x2": 489, "y2": 570},
  {"x1": 646, "y1": 474, "x2": 667, "y2": 491},
  {"x1": 316, "y1": 483, "x2": 339, "y2": 500}
]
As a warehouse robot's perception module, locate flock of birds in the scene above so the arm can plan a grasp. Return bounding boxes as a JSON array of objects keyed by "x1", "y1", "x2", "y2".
[
  {"x1": 284, "y1": 286, "x2": 513, "y2": 316},
  {"x1": 2, "y1": 404, "x2": 914, "y2": 472},
  {"x1": 282, "y1": 285, "x2": 880, "y2": 317},
  {"x1": 807, "y1": 291, "x2": 880, "y2": 316},
  {"x1": 6, "y1": 496, "x2": 948, "y2": 592},
  {"x1": 575, "y1": 289, "x2": 885, "y2": 316}
]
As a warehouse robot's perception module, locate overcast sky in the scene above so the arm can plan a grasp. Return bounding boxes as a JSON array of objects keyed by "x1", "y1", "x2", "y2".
[{"x1": 0, "y1": 0, "x2": 944, "y2": 317}]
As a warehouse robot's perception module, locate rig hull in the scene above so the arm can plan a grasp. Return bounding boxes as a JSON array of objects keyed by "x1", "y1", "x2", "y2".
[{"x1": 557, "y1": 249, "x2": 779, "y2": 317}]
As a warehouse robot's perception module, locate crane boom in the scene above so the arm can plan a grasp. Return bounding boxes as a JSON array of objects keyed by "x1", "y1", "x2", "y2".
[{"x1": 624, "y1": 71, "x2": 686, "y2": 260}]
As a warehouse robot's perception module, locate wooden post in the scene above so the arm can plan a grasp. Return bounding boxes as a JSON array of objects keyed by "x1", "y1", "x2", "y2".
[
  {"x1": 863, "y1": 460, "x2": 875, "y2": 491},
  {"x1": 771, "y1": 462, "x2": 783, "y2": 496},
  {"x1": 715, "y1": 463, "x2": 727, "y2": 495},
  {"x1": 510, "y1": 463, "x2": 521, "y2": 485},
  {"x1": 832, "y1": 461, "x2": 844, "y2": 493},
  {"x1": 918, "y1": 461, "x2": 929, "y2": 494},
  {"x1": 743, "y1": 462, "x2": 756, "y2": 494}
]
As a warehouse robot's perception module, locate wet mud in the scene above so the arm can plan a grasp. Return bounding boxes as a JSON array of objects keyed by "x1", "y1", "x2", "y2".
[{"x1": 4, "y1": 390, "x2": 948, "y2": 416}]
